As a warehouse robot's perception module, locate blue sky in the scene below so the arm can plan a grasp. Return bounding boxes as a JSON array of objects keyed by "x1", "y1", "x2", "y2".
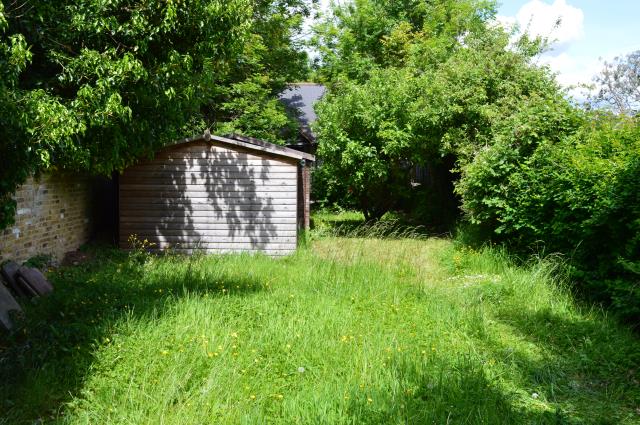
[{"x1": 497, "y1": 1, "x2": 640, "y2": 90}]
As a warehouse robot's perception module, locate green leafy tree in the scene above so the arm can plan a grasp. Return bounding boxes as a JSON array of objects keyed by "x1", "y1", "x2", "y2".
[
  {"x1": 591, "y1": 50, "x2": 640, "y2": 115},
  {"x1": 210, "y1": 0, "x2": 315, "y2": 140},
  {"x1": 313, "y1": 0, "x2": 563, "y2": 221},
  {"x1": 312, "y1": 0, "x2": 640, "y2": 323},
  {"x1": 312, "y1": 0, "x2": 495, "y2": 82},
  {"x1": 0, "y1": 0, "x2": 312, "y2": 229},
  {"x1": 0, "y1": 2, "x2": 36, "y2": 226}
]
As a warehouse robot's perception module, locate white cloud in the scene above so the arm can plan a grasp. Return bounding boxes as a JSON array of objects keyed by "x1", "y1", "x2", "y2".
[
  {"x1": 538, "y1": 53, "x2": 585, "y2": 86},
  {"x1": 497, "y1": 1, "x2": 588, "y2": 92},
  {"x1": 496, "y1": 0, "x2": 584, "y2": 53},
  {"x1": 516, "y1": 0, "x2": 584, "y2": 49},
  {"x1": 539, "y1": 44, "x2": 640, "y2": 86}
]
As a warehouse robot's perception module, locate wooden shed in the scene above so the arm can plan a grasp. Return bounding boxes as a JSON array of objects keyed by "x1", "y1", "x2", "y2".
[{"x1": 119, "y1": 133, "x2": 314, "y2": 256}]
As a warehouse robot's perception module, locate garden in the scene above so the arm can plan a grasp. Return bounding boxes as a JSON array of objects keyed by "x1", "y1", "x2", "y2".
[
  {"x1": 1, "y1": 214, "x2": 639, "y2": 424},
  {"x1": 1, "y1": 1, "x2": 640, "y2": 423}
]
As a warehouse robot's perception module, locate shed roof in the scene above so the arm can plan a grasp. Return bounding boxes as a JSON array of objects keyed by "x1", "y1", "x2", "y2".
[{"x1": 167, "y1": 131, "x2": 315, "y2": 162}]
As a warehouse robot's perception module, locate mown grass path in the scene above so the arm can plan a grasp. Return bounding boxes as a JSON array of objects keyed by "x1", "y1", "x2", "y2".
[{"x1": 1, "y1": 234, "x2": 639, "y2": 424}]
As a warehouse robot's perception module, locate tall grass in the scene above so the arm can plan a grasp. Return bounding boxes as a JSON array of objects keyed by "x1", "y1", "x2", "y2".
[
  {"x1": 311, "y1": 210, "x2": 433, "y2": 239},
  {"x1": 1, "y1": 217, "x2": 639, "y2": 424}
]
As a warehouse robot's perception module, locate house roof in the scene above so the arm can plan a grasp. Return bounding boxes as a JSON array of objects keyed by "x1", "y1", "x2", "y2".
[
  {"x1": 168, "y1": 131, "x2": 315, "y2": 162},
  {"x1": 279, "y1": 83, "x2": 326, "y2": 140}
]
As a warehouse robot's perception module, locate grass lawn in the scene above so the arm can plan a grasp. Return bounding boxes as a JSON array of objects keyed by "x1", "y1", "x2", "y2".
[{"x1": 1, "y1": 214, "x2": 640, "y2": 424}]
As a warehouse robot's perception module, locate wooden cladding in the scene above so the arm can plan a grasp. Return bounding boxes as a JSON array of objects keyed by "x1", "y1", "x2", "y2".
[{"x1": 119, "y1": 139, "x2": 304, "y2": 256}]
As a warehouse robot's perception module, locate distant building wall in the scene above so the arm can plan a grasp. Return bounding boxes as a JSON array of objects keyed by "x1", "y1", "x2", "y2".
[{"x1": 0, "y1": 174, "x2": 93, "y2": 264}]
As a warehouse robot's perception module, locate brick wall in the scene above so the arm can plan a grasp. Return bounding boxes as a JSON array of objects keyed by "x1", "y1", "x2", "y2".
[{"x1": 0, "y1": 174, "x2": 93, "y2": 264}]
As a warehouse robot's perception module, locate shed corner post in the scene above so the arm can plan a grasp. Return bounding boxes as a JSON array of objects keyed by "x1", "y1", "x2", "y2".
[{"x1": 297, "y1": 159, "x2": 311, "y2": 234}]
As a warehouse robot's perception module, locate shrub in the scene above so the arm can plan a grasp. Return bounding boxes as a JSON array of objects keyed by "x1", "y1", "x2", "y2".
[{"x1": 458, "y1": 113, "x2": 640, "y2": 323}]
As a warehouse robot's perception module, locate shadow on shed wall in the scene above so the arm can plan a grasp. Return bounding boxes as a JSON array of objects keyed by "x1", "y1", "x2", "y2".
[{"x1": 119, "y1": 141, "x2": 295, "y2": 254}]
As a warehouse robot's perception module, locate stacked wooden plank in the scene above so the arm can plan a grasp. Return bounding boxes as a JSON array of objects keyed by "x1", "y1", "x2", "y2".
[
  {"x1": 0, "y1": 282, "x2": 21, "y2": 332},
  {"x1": 0, "y1": 261, "x2": 54, "y2": 332}
]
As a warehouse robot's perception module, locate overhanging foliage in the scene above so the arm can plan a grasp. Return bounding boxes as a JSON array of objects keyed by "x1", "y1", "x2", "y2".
[{"x1": 0, "y1": 0, "x2": 312, "y2": 229}]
